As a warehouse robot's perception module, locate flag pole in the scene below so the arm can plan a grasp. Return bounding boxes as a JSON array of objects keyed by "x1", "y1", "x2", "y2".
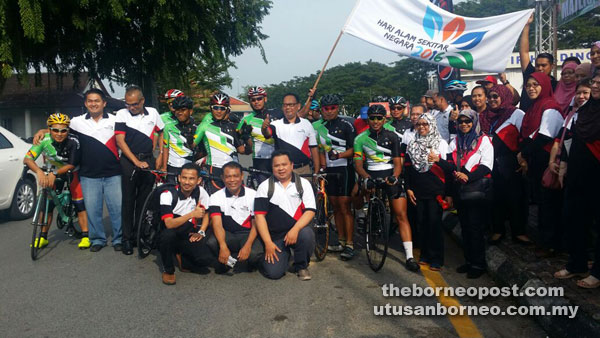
[{"x1": 303, "y1": 30, "x2": 344, "y2": 106}]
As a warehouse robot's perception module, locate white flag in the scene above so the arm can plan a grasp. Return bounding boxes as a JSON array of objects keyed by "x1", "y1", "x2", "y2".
[{"x1": 343, "y1": 0, "x2": 534, "y2": 72}]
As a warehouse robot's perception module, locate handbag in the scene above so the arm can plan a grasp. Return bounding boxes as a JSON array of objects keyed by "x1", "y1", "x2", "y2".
[
  {"x1": 541, "y1": 109, "x2": 576, "y2": 190},
  {"x1": 455, "y1": 140, "x2": 492, "y2": 201}
]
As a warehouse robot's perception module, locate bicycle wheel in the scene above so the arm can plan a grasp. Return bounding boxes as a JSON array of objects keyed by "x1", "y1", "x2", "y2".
[
  {"x1": 365, "y1": 197, "x2": 389, "y2": 271},
  {"x1": 30, "y1": 192, "x2": 47, "y2": 261},
  {"x1": 313, "y1": 192, "x2": 330, "y2": 261},
  {"x1": 137, "y1": 189, "x2": 160, "y2": 258}
]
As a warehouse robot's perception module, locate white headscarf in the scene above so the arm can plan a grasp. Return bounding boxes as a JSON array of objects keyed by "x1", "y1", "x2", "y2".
[{"x1": 407, "y1": 113, "x2": 441, "y2": 173}]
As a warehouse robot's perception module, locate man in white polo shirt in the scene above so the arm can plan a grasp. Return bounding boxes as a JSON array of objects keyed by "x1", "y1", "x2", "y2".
[
  {"x1": 261, "y1": 93, "x2": 320, "y2": 175},
  {"x1": 254, "y1": 150, "x2": 316, "y2": 280},
  {"x1": 207, "y1": 161, "x2": 263, "y2": 273}
]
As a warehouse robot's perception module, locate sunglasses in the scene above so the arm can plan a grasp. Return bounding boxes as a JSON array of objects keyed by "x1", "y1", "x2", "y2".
[
  {"x1": 250, "y1": 97, "x2": 264, "y2": 102},
  {"x1": 322, "y1": 105, "x2": 338, "y2": 112},
  {"x1": 368, "y1": 115, "x2": 385, "y2": 121},
  {"x1": 211, "y1": 105, "x2": 227, "y2": 111},
  {"x1": 390, "y1": 105, "x2": 404, "y2": 111},
  {"x1": 457, "y1": 119, "x2": 473, "y2": 125},
  {"x1": 50, "y1": 128, "x2": 69, "y2": 134},
  {"x1": 415, "y1": 122, "x2": 429, "y2": 127},
  {"x1": 489, "y1": 94, "x2": 500, "y2": 100}
]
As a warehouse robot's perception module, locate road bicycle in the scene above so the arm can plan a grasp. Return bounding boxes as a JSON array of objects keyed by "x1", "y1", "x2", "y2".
[
  {"x1": 363, "y1": 178, "x2": 391, "y2": 272},
  {"x1": 30, "y1": 163, "x2": 81, "y2": 260}
]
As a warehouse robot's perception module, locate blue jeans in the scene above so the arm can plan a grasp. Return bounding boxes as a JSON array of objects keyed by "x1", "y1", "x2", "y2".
[{"x1": 80, "y1": 175, "x2": 122, "y2": 246}]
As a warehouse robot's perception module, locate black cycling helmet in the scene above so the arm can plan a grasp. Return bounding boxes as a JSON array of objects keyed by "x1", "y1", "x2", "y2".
[
  {"x1": 388, "y1": 96, "x2": 407, "y2": 106},
  {"x1": 320, "y1": 94, "x2": 341, "y2": 106},
  {"x1": 367, "y1": 104, "x2": 387, "y2": 116},
  {"x1": 172, "y1": 96, "x2": 194, "y2": 110}
]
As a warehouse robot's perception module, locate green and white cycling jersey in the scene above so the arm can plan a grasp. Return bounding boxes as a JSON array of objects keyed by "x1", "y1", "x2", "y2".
[
  {"x1": 25, "y1": 133, "x2": 80, "y2": 169},
  {"x1": 160, "y1": 111, "x2": 177, "y2": 127},
  {"x1": 163, "y1": 118, "x2": 197, "y2": 167},
  {"x1": 237, "y1": 111, "x2": 274, "y2": 159},
  {"x1": 313, "y1": 117, "x2": 355, "y2": 167},
  {"x1": 193, "y1": 118, "x2": 242, "y2": 168},
  {"x1": 353, "y1": 128, "x2": 400, "y2": 171}
]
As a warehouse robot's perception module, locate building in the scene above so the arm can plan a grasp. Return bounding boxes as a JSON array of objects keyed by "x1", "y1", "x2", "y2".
[{"x1": 0, "y1": 72, "x2": 124, "y2": 139}]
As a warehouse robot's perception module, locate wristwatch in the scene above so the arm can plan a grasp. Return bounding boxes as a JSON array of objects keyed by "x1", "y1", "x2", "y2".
[{"x1": 197, "y1": 229, "x2": 206, "y2": 236}]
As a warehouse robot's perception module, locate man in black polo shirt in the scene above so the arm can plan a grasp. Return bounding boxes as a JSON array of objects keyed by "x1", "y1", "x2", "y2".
[
  {"x1": 115, "y1": 85, "x2": 165, "y2": 255},
  {"x1": 207, "y1": 161, "x2": 263, "y2": 273},
  {"x1": 254, "y1": 150, "x2": 316, "y2": 280},
  {"x1": 159, "y1": 163, "x2": 211, "y2": 285}
]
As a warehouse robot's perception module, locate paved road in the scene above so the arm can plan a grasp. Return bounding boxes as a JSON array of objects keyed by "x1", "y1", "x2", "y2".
[{"x1": 0, "y1": 209, "x2": 547, "y2": 338}]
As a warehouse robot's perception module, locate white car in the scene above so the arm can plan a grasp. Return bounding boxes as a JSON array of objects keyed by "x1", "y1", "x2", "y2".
[{"x1": 0, "y1": 126, "x2": 39, "y2": 220}]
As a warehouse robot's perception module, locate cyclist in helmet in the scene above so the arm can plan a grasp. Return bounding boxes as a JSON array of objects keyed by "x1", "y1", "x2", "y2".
[
  {"x1": 24, "y1": 113, "x2": 90, "y2": 249},
  {"x1": 308, "y1": 99, "x2": 321, "y2": 122},
  {"x1": 384, "y1": 96, "x2": 412, "y2": 143},
  {"x1": 313, "y1": 94, "x2": 357, "y2": 259},
  {"x1": 163, "y1": 96, "x2": 199, "y2": 182},
  {"x1": 444, "y1": 80, "x2": 468, "y2": 106},
  {"x1": 353, "y1": 105, "x2": 420, "y2": 272},
  {"x1": 157, "y1": 89, "x2": 185, "y2": 170},
  {"x1": 236, "y1": 86, "x2": 275, "y2": 183},
  {"x1": 194, "y1": 92, "x2": 250, "y2": 193}
]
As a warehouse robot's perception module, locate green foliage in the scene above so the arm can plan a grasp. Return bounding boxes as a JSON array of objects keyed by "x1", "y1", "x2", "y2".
[
  {"x1": 0, "y1": 0, "x2": 272, "y2": 105},
  {"x1": 264, "y1": 59, "x2": 435, "y2": 116}
]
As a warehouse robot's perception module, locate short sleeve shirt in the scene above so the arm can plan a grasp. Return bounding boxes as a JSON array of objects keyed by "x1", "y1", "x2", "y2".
[{"x1": 209, "y1": 186, "x2": 256, "y2": 233}]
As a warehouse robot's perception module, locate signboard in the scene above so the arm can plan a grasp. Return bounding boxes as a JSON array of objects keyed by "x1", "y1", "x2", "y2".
[
  {"x1": 558, "y1": 0, "x2": 600, "y2": 26},
  {"x1": 505, "y1": 48, "x2": 591, "y2": 69}
]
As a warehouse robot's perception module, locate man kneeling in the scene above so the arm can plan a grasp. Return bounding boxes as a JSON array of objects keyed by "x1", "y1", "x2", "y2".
[
  {"x1": 159, "y1": 163, "x2": 211, "y2": 285},
  {"x1": 254, "y1": 150, "x2": 316, "y2": 280},
  {"x1": 207, "y1": 161, "x2": 264, "y2": 273}
]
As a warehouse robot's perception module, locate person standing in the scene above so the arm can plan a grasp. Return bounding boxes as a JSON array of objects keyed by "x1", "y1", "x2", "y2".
[
  {"x1": 115, "y1": 85, "x2": 165, "y2": 255},
  {"x1": 162, "y1": 96, "x2": 198, "y2": 182},
  {"x1": 432, "y1": 92, "x2": 459, "y2": 143}
]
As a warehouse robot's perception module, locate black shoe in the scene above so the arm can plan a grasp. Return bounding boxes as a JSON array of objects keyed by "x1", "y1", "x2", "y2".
[
  {"x1": 405, "y1": 258, "x2": 421, "y2": 272},
  {"x1": 456, "y1": 264, "x2": 470, "y2": 274},
  {"x1": 488, "y1": 234, "x2": 504, "y2": 245},
  {"x1": 90, "y1": 244, "x2": 103, "y2": 252},
  {"x1": 122, "y1": 242, "x2": 133, "y2": 255},
  {"x1": 467, "y1": 268, "x2": 486, "y2": 279},
  {"x1": 113, "y1": 243, "x2": 123, "y2": 252}
]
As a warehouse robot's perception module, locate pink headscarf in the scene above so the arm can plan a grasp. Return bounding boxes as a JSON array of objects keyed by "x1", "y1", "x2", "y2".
[{"x1": 553, "y1": 62, "x2": 578, "y2": 114}]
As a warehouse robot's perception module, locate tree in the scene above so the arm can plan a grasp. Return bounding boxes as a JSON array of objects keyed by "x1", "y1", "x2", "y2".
[
  {"x1": 264, "y1": 59, "x2": 435, "y2": 116},
  {"x1": 0, "y1": 0, "x2": 272, "y2": 106}
]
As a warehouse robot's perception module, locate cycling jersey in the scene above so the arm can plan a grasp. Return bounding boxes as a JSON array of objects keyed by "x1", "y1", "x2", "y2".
[
  {"x1": 313, "y1": 117, "x2": 356, "y2": 167},
  {"x1": 237, "y1": 111, "x2": 275, "y2": 159},
  {"x1": 163, "y1": 117, "x2": 198, "y2": 168},
  {"x1": 384, "y1": 118, "x2": 412, "y2": 143},
  {"x1": 353, "y1": 128, "x2": 400, "y2": 171},
  {"x1": 160, "y1": 111, "x2": 177, "y2": 127},
  {"x1": 26, "y1": 133, "x2": 80, "y2": 169},
  {"x1": 193, "y1": 118, "x2": 242, "y2": 168}
]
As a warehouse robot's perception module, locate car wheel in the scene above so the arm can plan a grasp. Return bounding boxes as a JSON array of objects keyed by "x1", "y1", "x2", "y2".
[{"x1": 9, "y1": 179, "x2": 36, "y2": 220}]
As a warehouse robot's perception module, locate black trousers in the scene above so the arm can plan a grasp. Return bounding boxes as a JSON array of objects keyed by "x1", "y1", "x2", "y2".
[
  {"x1": 120, "y1": 156, "x2": 154, "y2": 244},
  {"x1": 456, "y1": 198, "x2": 487, "y2": 270},
  {"x1": 539, "y1": 187, "x2": 564, "y2": 250},
  {"x1": 492, "y1": 171, "x2": 526, "y2": 238},
  {"x1": 206, "y1": 230, "x2": 264, "y2": 272},
  {"x1": 166, "y1": 165, "x2": 181, "y2": 184},
  {"x1": 159, "y1": 226, "x2": 212, "y2": 274},
  {"x1": 415, "y1": 198, "x2": 444, "y2": 266}
]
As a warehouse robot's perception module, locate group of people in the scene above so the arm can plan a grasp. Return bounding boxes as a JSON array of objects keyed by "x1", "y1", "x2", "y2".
[{"x1": 22, "y1": 22, "x2": 600, "y2": 287}]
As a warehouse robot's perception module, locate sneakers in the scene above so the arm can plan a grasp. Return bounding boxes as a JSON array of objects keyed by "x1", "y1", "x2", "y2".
[
  {"x1": 78, "y1": 237, "x2": 91, "y2": 249},
  {"x1": 297, "y1": 269, "x2": 312, "y2": 281},
  {"x1": 31, "y1": 237, "x2": 49, "y2": 248},
  {"x1": 328, "y1": 243, "x2": 344, "y2": 252},
  {"x1": 405, "y1": 258, "x2": 421, "y2": 272},
  {"x1": 162, "y1": 272, "x2": 176, "y2": 285},
  {"x1": 340, "y1": 246, "x2": 356, "y2": 261}
]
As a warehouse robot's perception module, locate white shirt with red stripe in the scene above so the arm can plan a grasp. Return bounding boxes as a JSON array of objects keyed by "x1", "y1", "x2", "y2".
[
  {"x1": 115, "y1": 107, "x2": 164, "y2": 154},
  {"x1": 493, "y1": 109, "x2": 525, "y2": 152},
  {"x1": 159, "y1": 186, "x2": 209, "y2": 226},
  {"x1": 209, "y1": 186, "x2": 256, "y2": 233},
  {"x1": 448, "y1": 135, "x2": 494, "y2": 173},
  {"x1": 269, "y1": 117, "x2": 317, "y2": 165}
]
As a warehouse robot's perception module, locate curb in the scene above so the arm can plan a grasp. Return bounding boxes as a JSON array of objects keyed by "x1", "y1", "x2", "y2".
[{"x1": 442, "y1": 213, "x2": 600, "y2": 338}]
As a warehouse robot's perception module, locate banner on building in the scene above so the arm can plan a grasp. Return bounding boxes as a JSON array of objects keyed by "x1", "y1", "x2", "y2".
[{"x1": 343, "y1": 0, "x2": 534, "y2": 73}]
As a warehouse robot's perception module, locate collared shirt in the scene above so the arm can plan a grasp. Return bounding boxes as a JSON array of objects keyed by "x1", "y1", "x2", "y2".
[
  {"x1": 160, "y1": 185, "x2": 210, "y2": 230},
  {"x1": 268, "y1": 116, "x2": 317, "y2": 166},
  {"x1": 70, "y1": 112, "x2": 121, "y2": 178},
  {"x1": 209, "y1": 186, "x2": 256, "y2": 233},
  {"x1": 115, "y1": 106, "x2": 164, "y2": 155},
  {"x1": 254, "y1": 175, "x2": 315, "y2": 239},
  {"x1": 431, "y1": 105, "x2": 452, "y2": 142}
]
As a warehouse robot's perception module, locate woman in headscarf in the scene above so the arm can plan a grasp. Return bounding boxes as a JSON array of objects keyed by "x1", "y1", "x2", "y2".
[
  {"x1": 575, "y1": 63, "x2": 592, "y2": 81},
  {"x1": 517, "y1": 72, "x2": 565, "y2": 257},
  {"x1": 484, "y1": 85, "x2": 531, "y2": 246},
  {"x1": 554, "y1": 62, "x2": 578, "y2": 114},
  {"x1": 555, "y1": 72, "x2": 600, "y2": 288},
  {"x1": 460, "y1": 95, "x2": 476, "y2": 111},
  {"x1": 435, "y1": 109, "x2": 494, "y2": 279},
  {"x1": 405, "y1": 113, "x2": 450, "y2": 271}
]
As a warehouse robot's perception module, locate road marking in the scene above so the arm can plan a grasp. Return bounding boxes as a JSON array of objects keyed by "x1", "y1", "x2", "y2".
[{"x1": 416, "y1": 251, "x2": 483, "y2": 338}]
